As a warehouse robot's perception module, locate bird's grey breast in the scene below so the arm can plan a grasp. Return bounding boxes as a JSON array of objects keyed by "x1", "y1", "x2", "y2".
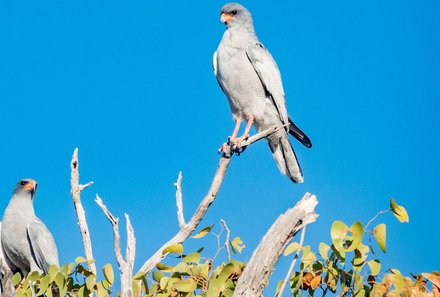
[
  {"x1": 216, "y1": 30, "x2": 267, "y2": 119},
  {"x1": 1, "y1": 198, "x2": 35, "y2": 273}
]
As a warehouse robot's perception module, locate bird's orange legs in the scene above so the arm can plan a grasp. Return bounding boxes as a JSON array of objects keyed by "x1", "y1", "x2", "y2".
[{"x1": 219, "y1": 115, "x2": 254, "y2": 154}]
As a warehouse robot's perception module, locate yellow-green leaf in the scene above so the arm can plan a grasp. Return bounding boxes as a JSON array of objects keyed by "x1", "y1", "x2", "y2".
[
  {"x1": 373, "y1": 224, "x2": 387, "y2": 253},
  {"x1": 346, "y1": 221, "x2": 364, "y2": 252},
  {"x1": 367, "y1": 259, "x2": 381, "y2": 276},
  {"x1": 11, "y1": 272, "x2": 22, "y2": 286},
  {"x1": 162, "y1": 243, "x2": 184, "y2": 255},
  {"x1": 103, "y1": 263, "x2": 114, "y2": 285},
  {"x1": 331, "y1": 221, "x2": 348, "y2": 252},
  {"x1": 86, "y1": 275, "x2": 96, "y2": 290},
  {"x1": 230, "y1": 237, "x2": 245, "y2": 253},
  {"x1": 156, "y1": 263, "x2": 174, "y2": 271},
  {"x1": 284, "y1": 242, "x2": 301, "y2": 256},
  {"x1": 173, "y1": 279, "x2": 197, "y2": 292},
  {"x1": 153, "y1": 271, "x2": 164, "y2": 282},
  {"x1": 319, "y1": 242, "x2": 331, "y2": 261},
  {"x1": 48, "y1": 264, "x2": 59, "y2": 282},
  {"x1": 192, "y1": 225, "x2": 214, "y2": 239},
  {"x1": 75, "y1": 256, "x2": 86, "y2": 264},
  {"x1": 390, "y1": 198, "x2": 409, "y2": 223},
  {"x1": 183, "y1": 252, "x2": 201, "y2": 264}
]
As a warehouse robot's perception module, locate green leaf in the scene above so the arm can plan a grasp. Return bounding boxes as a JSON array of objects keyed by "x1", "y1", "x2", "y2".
[
  {"x1": 26, "y1": 271, "x2": 40, "y2": 282},
  {"x1": 11, "y1": 272, "x2": 22, "y2": 286},
  {"x1": 367, "y1": 259, "x2": 381, "y2": 276},
  {"x1": 173, "y1": 279, "x2": 197, "y2": 292},
  {"x1": 54, "y1": 273, "x2": 66, "y2": 291},
  {"x1": 86, "y1": 275, "x2": 96, "y2": 290},
  {"x1": 156, "y1": 263, "x2": 174, "y2": 271},
  {"x1": 48, "y1": 265, "x2": 59, "y2": 282},
  {"x1": 390, "y1": 198, "x2": 409, "y2": 223},
  {"x1": 75, "y1": 256, "x2": 86, "y2": 264},
  {"x1": 346, "y1": 221, "x2": 364, "y2": 252},
  {"x1": 162, "y1": 243, "x2": 184, "y2": 255},
  {"x1": 153, "y1": 271, "x2": 164, "y2": 282},
  {"x1": 301, "y1": 246, "x2": 317, "y2": 268},
  {"x1": 319, "y1": 242, "x2": 331, "y2": 261},
  {"x1": 172, "y1": 262, "x2": 190, "y2": 273},
  {"x1": 192, "y1": 225, "x2": 214, "y2": 239},
  {"x1": 230, "y1": 237, "x2": 245, "y2": 253},
  {"x1": 330, "y1": 221, "x2": 348, "y2": 253},
  {"x1": 284, "y1": 242, "x2": 301, "y2": 256},
  {"x1": 103, "y1": 263, "x2": 114, "y2": 285},
  {"x1": 183, "y1": 252, "x2": 201, "y2": 264},
  {"x1": 37, "y1": 274, "x2": 51, "y2": 295},
  {"x1": 373, "y1": 224, "x2": 387, "y2": 253}
]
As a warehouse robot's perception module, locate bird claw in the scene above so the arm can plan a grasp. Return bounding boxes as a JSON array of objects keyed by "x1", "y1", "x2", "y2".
[{"x1": 218, "y1": 136, "x2": 248, "y2": 157}]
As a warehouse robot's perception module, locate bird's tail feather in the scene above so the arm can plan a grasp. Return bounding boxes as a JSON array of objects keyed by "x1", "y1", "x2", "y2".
[
  {"x1": 288, "y1": 118, "x2": 312, "y2": 148},
  {"x1": 268, "y1": 134, "x2": 304, "y2": 183}
]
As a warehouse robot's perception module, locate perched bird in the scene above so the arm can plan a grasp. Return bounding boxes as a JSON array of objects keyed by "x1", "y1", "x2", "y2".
[
  {"x1": 213, "y1": 3, "x2": 312, "y2": 183},
  {"x1": 1, "y1": 179, "x2": 59, "y2": 276}
]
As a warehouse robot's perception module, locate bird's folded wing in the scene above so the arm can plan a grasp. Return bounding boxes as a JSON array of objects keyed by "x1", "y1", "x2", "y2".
[
  {"x1": 213, "y1": 51, "x2": 227, "y2": 94},
  {"x1": 27, "y1": 219, "x2": 59, "y2": 273},
  {"x1": 245, "y1": 42, "x2": 289, "y2": 125}
]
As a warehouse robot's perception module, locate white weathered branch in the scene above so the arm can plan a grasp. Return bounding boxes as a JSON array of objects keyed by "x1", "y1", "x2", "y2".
[
  {"x1": 137, "y1": 125, "x2": 279, "y2": 276},
  {"x1": 174, "y1": 172, "x2": 185, "y2": 228},
  {"x1": 96, "y1": 195, "x2": 136, "y2": 297},
  {"x1": 70, "y1": 148, "x2": 96, "y2": 274},
  {"x1": 220, "y1": 219, "x2": 231, "y2": 262},
  {"x1": 278, "y1": 225, "x2": 307, "y2": 297},
  {"x1": 233, "y1": 193, "x2": 319, "y2": 297}
]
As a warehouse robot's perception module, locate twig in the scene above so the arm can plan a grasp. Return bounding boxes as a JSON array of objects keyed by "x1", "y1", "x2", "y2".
[
  {"x1": 69, "y1": 148, "x2": 96, "y2": 274},
  {"x1": 174, "y1": 172, "x2": 185, "y2": 228},
  {"x1": 240, "y1": 124, "x2": 289, "y2": 148},
  {"x1": 365, "y1": 209, "x2": 390, "y2": 231},
  {"x1": 233, "y1": 193, "x2": 319, "y2": 297},
  {"x1": 137, "y1": 124, "x2": 277, "y2": 276},
  {"x1": 96, "y1": 195, "x2": 136, "y2": 297},
  {"x1": 221, "y1": 219, "x2": 231, "y2": 262},
  {"x1": 278, "y1": 226, "x2": 307, "y2": 297}
]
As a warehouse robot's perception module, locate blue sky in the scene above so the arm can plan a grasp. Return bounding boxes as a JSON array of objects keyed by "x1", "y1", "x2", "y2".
[{"x1": 0, "y1": 0, "x2": 439, "y2": 293}]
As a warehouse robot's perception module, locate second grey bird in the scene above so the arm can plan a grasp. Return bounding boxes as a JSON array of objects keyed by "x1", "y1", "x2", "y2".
[
  {"x1": 214, "y1": 3, "x2": 312, "y2": 183},
  {"x1": 1, "y1": 179, "x2": 59, "y2": 276}
]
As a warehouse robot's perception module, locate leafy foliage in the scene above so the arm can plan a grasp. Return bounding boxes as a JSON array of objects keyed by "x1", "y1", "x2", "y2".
[
  {"x1": 280, "y1": 198, "x2": 439, "y2": 297},
  {"x1": 10, "y1": 198, "x2": 438, "y2": 296}
]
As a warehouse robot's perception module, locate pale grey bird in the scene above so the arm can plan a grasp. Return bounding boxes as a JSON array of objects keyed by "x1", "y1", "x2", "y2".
[
  {"x1": 213, "y1": 3, "x2": 312, "y2": 183},
  {"x1": 1, "y1": 179, "x2": 59, "y2": 277}
]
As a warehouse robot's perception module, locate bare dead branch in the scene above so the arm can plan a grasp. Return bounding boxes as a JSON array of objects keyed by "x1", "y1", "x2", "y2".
[
  {"x1": 174, "y1": 172, "x2": 185, "y2": 228},
  {"x1": 233, "y1": 193, "x2": 319, "y2": 297},
  {"x1": 220, "y1": 219, "x2": 231, "y2": 262},
  {"x1": 96, "y1": 195, "x2": 136, "y2": 297},
  {"x1": 69, "y1": 148, "x2": 96, "y2": 274},
  {"x1": 278, "y1": 225, "x2": 307, "y2": 297},
  {"x1": 137, "y1": 124, "x2": 287, "y2": 276}
]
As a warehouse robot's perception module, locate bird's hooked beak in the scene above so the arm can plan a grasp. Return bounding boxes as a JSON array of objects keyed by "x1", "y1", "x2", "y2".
[
  {"x1": 220, "y1": 13, "x2": 234, "y2": 24},
  {"x1": 23, "y1": 181, "x2": 37, "y2": 194}
]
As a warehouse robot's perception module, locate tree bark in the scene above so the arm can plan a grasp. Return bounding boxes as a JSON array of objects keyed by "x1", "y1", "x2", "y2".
[{"x1": 233, "y1": 193, "x2": 319, "y2": 297}]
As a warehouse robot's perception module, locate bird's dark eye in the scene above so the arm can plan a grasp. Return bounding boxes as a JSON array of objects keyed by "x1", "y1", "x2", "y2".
[
  {"x1": 230, "y1": 10, "x2": 238, "y2": 15},
  {"x1": 20, "y1": 181, "x2": 27, "y2": 186}
]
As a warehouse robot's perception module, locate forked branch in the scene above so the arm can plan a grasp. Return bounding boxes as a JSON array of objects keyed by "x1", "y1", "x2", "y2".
[
  {"x1": 70, "y1": 148, "x2": 96, "y2": 274},
  {"x1": 137, "y1": 124, "x2": 282, "y2": 276},
  {"x1": 96, "y1": 195, "x2": 136, "y2": 297}
]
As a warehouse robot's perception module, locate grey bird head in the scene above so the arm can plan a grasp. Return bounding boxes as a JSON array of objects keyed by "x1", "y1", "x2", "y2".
[
  {"x1": 220, "y1": 3, "x2": 254, "y2": 31},
  {"x1": 13, "y1": 178, "x2": 37, "y2": 199}
]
